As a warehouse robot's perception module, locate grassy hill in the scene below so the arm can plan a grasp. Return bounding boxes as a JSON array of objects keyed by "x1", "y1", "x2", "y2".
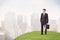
[{"x1": 15, "y1": 31, "x2": 60, "y2": 40}]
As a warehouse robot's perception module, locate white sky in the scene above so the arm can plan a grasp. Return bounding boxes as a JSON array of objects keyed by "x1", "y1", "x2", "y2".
[{"x1": 0, "y1": 0, "x2": 60, "y2": 22}]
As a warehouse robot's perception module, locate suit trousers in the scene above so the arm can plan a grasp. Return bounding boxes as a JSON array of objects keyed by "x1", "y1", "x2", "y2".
[{"x1": 41, "y1": 24, "x2": 47, "y2": 35}]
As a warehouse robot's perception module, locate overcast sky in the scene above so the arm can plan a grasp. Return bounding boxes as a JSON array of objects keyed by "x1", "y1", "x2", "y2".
[{"x1": 0, "y1": 0, "x2": 60, "y2": 22}]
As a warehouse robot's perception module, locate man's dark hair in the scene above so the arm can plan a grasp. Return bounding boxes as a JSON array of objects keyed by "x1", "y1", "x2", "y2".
[{"x1": 43, "y1": 9, "x2": 46, "y2": 11}]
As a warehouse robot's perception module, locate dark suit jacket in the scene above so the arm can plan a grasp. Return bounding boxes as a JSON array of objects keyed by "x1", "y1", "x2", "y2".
[{"x1": 40, "y1": 13, "x2": 48, "y2": 25}]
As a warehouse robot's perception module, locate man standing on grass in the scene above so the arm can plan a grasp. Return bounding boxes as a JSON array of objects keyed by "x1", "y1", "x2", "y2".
[{"x1": 40, "y1": 9, "x2": 49, "y2": 35}]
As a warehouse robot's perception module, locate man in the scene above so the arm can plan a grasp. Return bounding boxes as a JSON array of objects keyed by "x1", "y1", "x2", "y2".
[{"x1": 40, "y1": 9, "x2": 49, "y2": 35}]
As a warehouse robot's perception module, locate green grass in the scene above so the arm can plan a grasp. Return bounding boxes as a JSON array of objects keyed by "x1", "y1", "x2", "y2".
[{"x1": 15, "y1": 31, "x2": 60, "y2": 40}]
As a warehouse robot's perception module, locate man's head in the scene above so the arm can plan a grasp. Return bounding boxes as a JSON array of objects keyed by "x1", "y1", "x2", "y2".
[{"x1": 43, "y1": 9, "x2": 46, "y2": 13}]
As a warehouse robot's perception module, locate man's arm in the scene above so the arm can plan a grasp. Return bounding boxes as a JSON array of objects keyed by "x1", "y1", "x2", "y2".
[
  {"x1": 47, "y1": 14, "x2": 48, "y2": 23},
  {"x1": 40, "y1": 14, "x2": 42, "y2": 22}
]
